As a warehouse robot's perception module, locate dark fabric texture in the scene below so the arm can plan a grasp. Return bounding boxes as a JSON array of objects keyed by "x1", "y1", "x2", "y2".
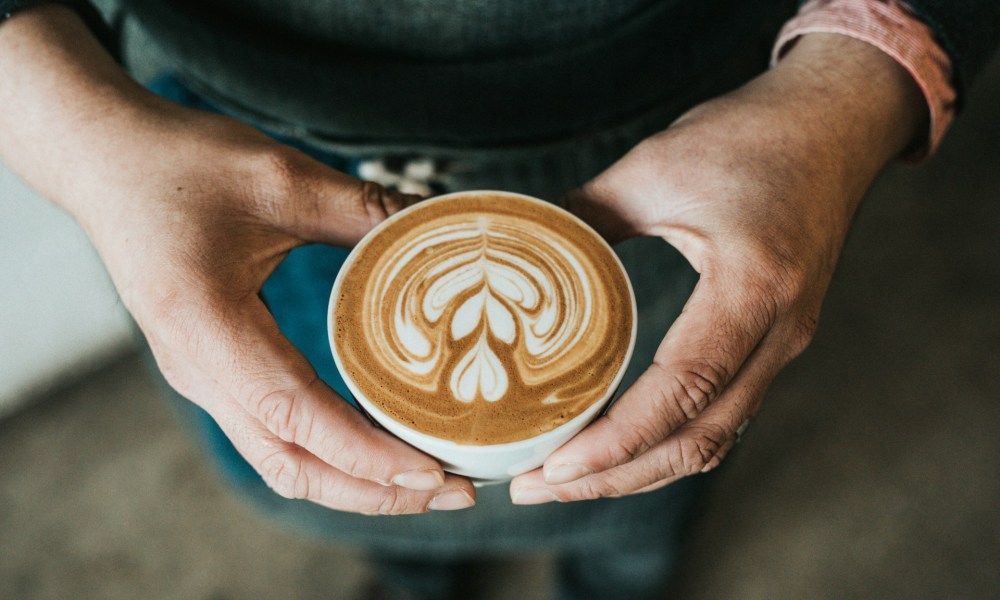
[
  {"x1": 7, "y1": 2, "x2": 998, "y2": 124},
  {"x1": 119, "y1": 0, "x2": 796, "y2": 148},
  {"x1": 0, "y1": 0, "x2": 118, "y2": 58},
  {"x1": 116, "y1": 0, "x2": 1000, "y2": 148}
]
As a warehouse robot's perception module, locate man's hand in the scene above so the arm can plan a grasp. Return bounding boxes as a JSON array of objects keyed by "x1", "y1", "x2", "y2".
[
  {"x1": 93, "y1": 112, "x2": 478, "y2": 515},
  {"x1": 0, "y1": 6, "x2": 475, "y2": 514},
  {"x1": 510, "y1": 33, "x2": 926, "y2": 504}
]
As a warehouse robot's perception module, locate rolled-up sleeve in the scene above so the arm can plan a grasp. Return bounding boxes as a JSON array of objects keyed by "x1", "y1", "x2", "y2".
[{"x1": 772, "y1": 0, "x2": 968, "y2": 161}]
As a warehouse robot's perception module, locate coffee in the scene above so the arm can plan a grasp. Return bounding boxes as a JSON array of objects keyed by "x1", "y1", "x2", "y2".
[{"x1": 332, "y1": 192, "x2": 633, "y2": 445}]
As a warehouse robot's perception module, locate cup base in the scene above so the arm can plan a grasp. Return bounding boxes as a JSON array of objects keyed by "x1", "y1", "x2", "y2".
[{"x1": 470, "y1": 476, "x2": 509, "y2": 488}]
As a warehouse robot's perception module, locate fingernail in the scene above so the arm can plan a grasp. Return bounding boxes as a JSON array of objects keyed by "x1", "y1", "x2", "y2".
[
  {"x1": 544, "y1": 463, "x2": 593, "y2": 485},
  {"x1": 391, "y1": 469, "x2": 444, "y2": 491},
  {"x1": 512, "y1": 487, "x2": 558, "y2": 505},
  {"x1": 428, "y1": 489, "x2": 475, "y2": 511}
]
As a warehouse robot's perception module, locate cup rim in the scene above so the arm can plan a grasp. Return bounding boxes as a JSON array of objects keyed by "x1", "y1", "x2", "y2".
[{"x1": 327, "y1": 190, "x2": 638, "y2": 451}]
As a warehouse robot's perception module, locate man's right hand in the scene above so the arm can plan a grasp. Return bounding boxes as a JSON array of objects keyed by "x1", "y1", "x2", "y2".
[{"x1": 0, "y1": 5, "x2": 476, "y2": 514}]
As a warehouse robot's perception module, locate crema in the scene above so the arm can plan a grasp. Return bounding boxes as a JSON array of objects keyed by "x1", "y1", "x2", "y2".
[{"x1": 332, "y1": 192, "x2": 633, "y2": 445}]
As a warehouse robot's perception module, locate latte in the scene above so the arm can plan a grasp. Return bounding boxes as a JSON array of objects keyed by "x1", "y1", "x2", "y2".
[{"x1": 331, "y1": 192, "x2": 634, "y2": 445}]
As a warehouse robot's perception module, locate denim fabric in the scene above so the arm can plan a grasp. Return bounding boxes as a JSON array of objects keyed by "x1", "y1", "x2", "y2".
[{"x1": 148, "y1": 72, "x2": 710, "y2": 598}]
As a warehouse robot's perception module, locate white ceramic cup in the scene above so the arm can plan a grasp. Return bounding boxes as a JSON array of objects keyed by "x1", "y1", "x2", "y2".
[{"x1": 328, "y1": 191, "x2": 637, "y2": 483}]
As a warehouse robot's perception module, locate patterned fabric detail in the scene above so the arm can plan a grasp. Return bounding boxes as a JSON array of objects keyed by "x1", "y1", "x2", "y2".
[
  {"x1": 356, "y1": 156, "x2": 450, "y2": 196},
  {"x1": 773, "y1": 0, "x2": 956, "y2": 161}
]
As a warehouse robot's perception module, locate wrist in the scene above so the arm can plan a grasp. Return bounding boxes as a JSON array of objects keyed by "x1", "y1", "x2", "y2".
[
  {"x1": 762, "y1": 33, "x2": 926, "y2": 174},
  {"x1": 0, "y1": 4, "x2": 167, "y2": 216},
  {"x1": 644, "y1": 32, "x2": 925, "y2": 255},
  {"x1": 686, "y1": 32, "x2": 925, "y2": 218}
]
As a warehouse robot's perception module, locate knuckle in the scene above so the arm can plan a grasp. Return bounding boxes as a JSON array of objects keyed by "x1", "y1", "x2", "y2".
[
  {"x1": 255, "y1": 147, "x2": 307, "y2": 199},
  {"x1": 249, "y1": 147, "x2": 313, "y2": 222},
  {"x1": 737, "y1": 245, "x2": 807, "y2": 314},
  {"x1": 606, "y1": 416, "x2": 660, "y2": 462},
  {"x1": 786, "y1": 313, "x2": 819, "y2": 358},
  {"x1": 358, "y1": 180, "x2": 397, "y2": 228},
  {"x1": 763, "y1": 243, "x2": 808, "y2": 295},
  {"x1": 259, "y1": 450, "x2": 309, "y2": 500},
  {"x1": 568, "y1": 476, "x2": 622, "y2": 501},
  {"x1": 654, "y1": 362, "x2": 729, "y2": 421},
  {"x1": 251, "y1": 383, "x2": 315, "y2": 445},
  {"x1": 732, "y1": 273, "x2": 783, "y2": 332},
  {"x1": 369, "y1": 487, "x2": 418, "y2": 516},
  {"x1": 674, "y1": 424, "x2": 728, "y2": 475},
  {"x1": 700, "y1": 443, "x2": 731, "y2": 474},
  {"x1": 251, "y1": 380, "x2": 362, "y2": 478},
  {"x1": 771, "y1": 265, "x2": 807, "y2": 309},
  {"x1": 255, "y1": 388, "x2": 298, "y2": 441}
]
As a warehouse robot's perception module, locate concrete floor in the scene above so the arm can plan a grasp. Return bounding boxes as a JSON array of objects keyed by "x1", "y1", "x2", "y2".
[{"x1": 2, "y1": 56, "x2": 999, "y2": 600}]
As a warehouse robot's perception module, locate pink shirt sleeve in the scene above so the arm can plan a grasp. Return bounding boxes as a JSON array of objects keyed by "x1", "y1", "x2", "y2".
[{"x1": 773, "y1": 0, "x2": 956, "y2": 161}]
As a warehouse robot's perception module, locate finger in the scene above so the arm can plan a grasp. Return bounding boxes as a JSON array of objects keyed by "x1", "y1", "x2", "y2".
[
  {"x1": 628, "y1": 478, "x2": 672, "y2": 497},
  {"x1": 511, "y1": 334, "x2": 776, "y2": 504},
  {"x1": 561, "y1": 183, "x2": 638, "y2": 245},
  {"x1": 153, "y1": 334, "x2": 472, "y2": 511},
  {"x1": 539, "y1": 272, "x2": 772, "y2": 485},
  {"x1": 267, "y1": 149, "x2": 422, "y2": 246},
  {"x1": 621, "y1": 431, "x2": 734, "y2": 497},
  {"x1": 164, "y1": 293, "x2": 451, "y2": 491},
  {"x1": 207, "y1": 396, "x2": 476, "y2": 514}
]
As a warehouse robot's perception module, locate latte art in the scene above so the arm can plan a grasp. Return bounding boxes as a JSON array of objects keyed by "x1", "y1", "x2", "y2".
[
  {"x1": 332, "y1": 193, "x2": 634, "y2": 445},
  {"x1": 372, "y1": 215, "x2": 594, "y2": 404}
]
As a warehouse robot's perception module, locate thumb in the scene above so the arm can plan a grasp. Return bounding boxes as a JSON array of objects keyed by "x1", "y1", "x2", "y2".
[
  {"x1": 268, "y1": 148, "x2": 423, "y2": 246},
  {"x1": 561, "y1": 179, "x2": 639, "y2": 246},
  {"x1": 538, "y1": 270, "x2": 770, "y2": 484}
]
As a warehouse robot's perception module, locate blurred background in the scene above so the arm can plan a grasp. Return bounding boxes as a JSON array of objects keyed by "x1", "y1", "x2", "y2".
[{"x1": 2, "y1": 9, "x2": 998, "y2": 599}]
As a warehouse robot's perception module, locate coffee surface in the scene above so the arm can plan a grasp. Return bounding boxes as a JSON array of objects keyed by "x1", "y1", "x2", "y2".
[{"x1": 333, "y1": 193, "x2": 633, "y2": 444}]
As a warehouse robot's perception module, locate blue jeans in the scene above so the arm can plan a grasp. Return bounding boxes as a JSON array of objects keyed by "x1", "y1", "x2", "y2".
[{"x1": 148, "y1": 73, "x2": 708, "y2": 600}]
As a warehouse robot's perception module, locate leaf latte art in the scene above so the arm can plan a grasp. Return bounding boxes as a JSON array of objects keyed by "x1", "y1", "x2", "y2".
[{"x1": 333, "y1": 193, "x2": 634, "y2": 445}]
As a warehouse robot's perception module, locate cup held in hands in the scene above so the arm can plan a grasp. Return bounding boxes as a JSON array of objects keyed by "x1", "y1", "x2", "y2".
[{"x1": 329, "y1": 191, "x2": 636, "y2": 482}]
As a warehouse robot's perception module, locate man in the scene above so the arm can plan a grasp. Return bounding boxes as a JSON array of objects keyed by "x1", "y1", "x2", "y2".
[{"x1": 2, "y1": 1, "x2": 996, "y2": 598}]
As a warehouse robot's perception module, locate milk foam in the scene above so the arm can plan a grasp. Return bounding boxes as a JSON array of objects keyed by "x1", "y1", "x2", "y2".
[
  {"x1": 334, "y1": 193, "x2": 634, "y2": 445},
  {"x1": 366, "y1": 215, "x2": 593, "y2": 403}
]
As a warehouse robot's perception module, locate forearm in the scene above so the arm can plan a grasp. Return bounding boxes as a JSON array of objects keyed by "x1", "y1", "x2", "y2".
[
  {"x1": 0, "y1": 5, "x2": 166, "y2": 217},
  {"x1": 762, "y1": 32, "x2": 924, "y2": 181},
  {"x1": 677, "y1": 32, "x2": 925, "y2": 232}
]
